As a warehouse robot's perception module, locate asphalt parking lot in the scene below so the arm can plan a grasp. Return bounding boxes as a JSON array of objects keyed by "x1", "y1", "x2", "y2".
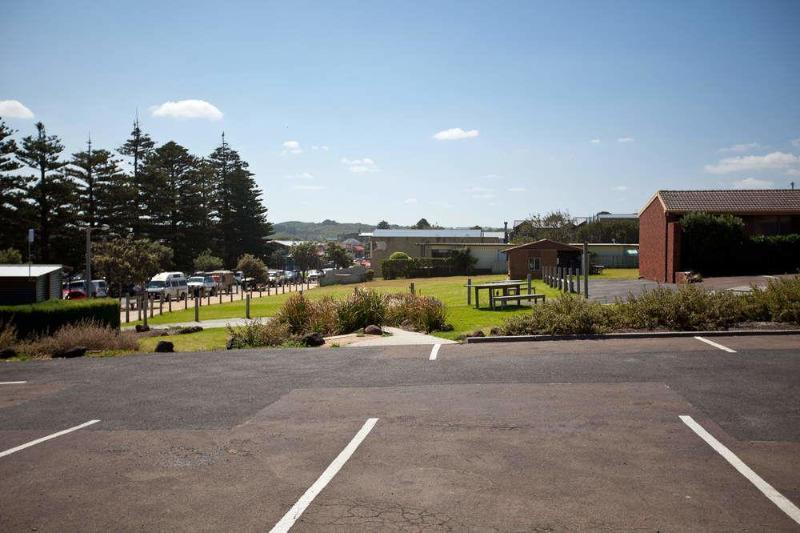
[{"x1": 1, "y1": 334, "x2": 799, "y2": 531}]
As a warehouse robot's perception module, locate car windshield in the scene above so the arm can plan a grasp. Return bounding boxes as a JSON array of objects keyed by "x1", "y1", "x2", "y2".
[
  {"x1": 68, "y1": 281, "x2": 86, "y2": 289},
  {"x1": 204, "y1": 276, "x2": 214, "y2": 282},
  {"x1": 188, "y1": 277, "x2": 204, "y2": 283},
  {"x1": 147, "y1": 281, "x2": 165, "y2": 289}
]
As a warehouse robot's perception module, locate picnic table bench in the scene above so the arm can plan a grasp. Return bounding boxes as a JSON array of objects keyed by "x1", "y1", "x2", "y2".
[{"x1": 490, "y1": 292, "x2": 545, "y2": 309}]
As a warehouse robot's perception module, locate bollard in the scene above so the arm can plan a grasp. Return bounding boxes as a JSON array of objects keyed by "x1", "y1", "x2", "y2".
[
  {"x1": 168, "y1": 297, "x2": 172, "y2": 313},
  {"x1": 583, "y1": 241, "x2": 589, "y2": 299},
  {"x1": 137, "y1": 296, "x2": 142, "y2": 321},
  {"x1": 219, "y1": 291, "x2": 222, "y2": 305},
  {"x1": 526, "y1": 273, "x2": 532, "y2": 295},
  {"x1": 410, "y1": 282, "x2": 415, "y2": 295},
  {"x1": 194, "y1": 293, "x2": 199, "y2": 322},
  {"x1": 246, "y1": 294, "x2": 251, "y2": 319},
  {"x1": 125, "y1": 295, "x2": 130, "y2": 323},
  {"x1": 150, "y1": 295, "x2": 154, "y2": 317},
  {"x1": 159, "y1": 297, "x2": 163, "y2": 315},
  {"x1": 230, "y1": 290, "x2": 233, "y2": 303},
  {"x1": 143, "y1": 295, "x2": 148, "y2": 328},
  {"x1": 466, "y1": 278, "x2": 472, "y2": 305}
]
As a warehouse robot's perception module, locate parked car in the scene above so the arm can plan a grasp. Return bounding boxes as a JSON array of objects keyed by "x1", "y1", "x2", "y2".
[
  {"x1": 187, "y1": 274, "x2": 217, "y2": 296},
  {"x1": 283, "y1": 270, "x2": 298, "y2": 282},
  {"x1": 267, "y1": 270, "x2": 284, "y2": 287},
  {"x1": 307, "y1": 270, "x2": 323, "y2": 282},
  {"x1": 210, "y1": 270, "x2": 235, "y2": 293},
  {"x1": 62, "y1": 279, "x2": 108, "y2": 298},
  {"x1": 146, "y1": 272, "x2": 188, "y2": 300},
  {"x1": 63, "y1": 289, "x2": 87, "y2": 300}
]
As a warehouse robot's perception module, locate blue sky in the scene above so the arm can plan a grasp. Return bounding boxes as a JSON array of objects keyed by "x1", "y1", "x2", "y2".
[{"x1": 2, "y1": 1, "x2": 799, "y2": 227}]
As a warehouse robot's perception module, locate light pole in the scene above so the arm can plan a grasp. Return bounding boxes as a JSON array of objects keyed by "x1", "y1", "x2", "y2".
[{"x1": 81, "y1": 224, "x2": 109, "y2": 297}]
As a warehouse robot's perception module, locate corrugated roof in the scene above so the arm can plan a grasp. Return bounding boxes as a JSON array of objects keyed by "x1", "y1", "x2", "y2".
[
  {"x1": 502, "y1": 239, "x2": 582, "y2": 253},
  {"x1": 371, "y1": 229, "x2": 484, "y2": 238},
  {"x1": 650, "y1": 189, "x2": 800, "y2": 214},
  {"x1": 0, "y1": 264, "x2": 62, "y2": 277}
]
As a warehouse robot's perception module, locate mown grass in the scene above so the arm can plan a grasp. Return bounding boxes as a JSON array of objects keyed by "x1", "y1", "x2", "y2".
[
  {"x1": 137, "y1": 328, "x2": 230, "y2": 352},
  {"x1": 132, "y1": 275, "x2": 564, "y2": 340},
  {"x1": 590, "y1": 268, "x2": 640, "y2": 280}
]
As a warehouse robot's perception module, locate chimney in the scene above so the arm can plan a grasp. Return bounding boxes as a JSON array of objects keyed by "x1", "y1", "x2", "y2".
[{"x1": 503, "y1": 221, "x2": 509, "y2": 243}]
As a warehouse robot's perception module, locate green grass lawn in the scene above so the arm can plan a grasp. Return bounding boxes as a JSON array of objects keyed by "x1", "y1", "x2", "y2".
[
  {"x1": 132, "y1": 274, "x2": 563, "y2": 340},
  {"x1": 590, "y1": 268, "x2": 640, "y2": 280},
  {"x1": 137, "y1": 328, "x2": 230, "y2": 352}
]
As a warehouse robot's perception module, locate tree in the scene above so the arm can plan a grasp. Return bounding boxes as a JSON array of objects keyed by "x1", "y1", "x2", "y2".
[
  {"x1": 118, "y1": 119, "x2": 155, "y2": 237},
  {"x1": 681, "y1": 212, "x2": 746, "y2": 275},
  {"x1": 326, "y1": 242, "x2": 353, "y2": 269},
  {"x1": 376, "y1": 220, "x2": 390, "y2": 229},
  {"x1": 268, "y1": 249, "x2": 287, "y2": 270},
  {"x1": 414, "y1": 218, "x2": 431, "y2": 229},
  {"x1": 68, "y1": 141, "x2": 131, "y2": 233},
  {"x1": 92, "y1": 238, "x2": 173, "y2": 295},
  {"x1": 236, "y1": 253, "x2": 267, "y2": 285},
  {"x1": 208, "y1": 135, "x2": 272, "y2": 265},
  {"x1": 16, "y1": 122, "x2": 78, "y2": 264},
  {"x1": 0, "y1": 248, "x2": 23, "y2": 264},
  {"x1": 512, "y1": 210, "x2": 576, "y2": 243},
  {"x1": 193, "y1": 249, "x2": 224, "y2": 272},
  {"x1": 0, "y1": 118, "x2": 30, "y2": 253},
  {"x1": 575, "y1": 219, "x2": 639, "y2": 244},
  {"x1": 290, "y1": 242, "x2": 320, "y2": 278}
]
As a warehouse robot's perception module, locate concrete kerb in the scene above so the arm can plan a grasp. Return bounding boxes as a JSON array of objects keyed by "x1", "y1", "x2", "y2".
[{"x1": 465, "y1": 329, "x2": 800, "y2": 344}]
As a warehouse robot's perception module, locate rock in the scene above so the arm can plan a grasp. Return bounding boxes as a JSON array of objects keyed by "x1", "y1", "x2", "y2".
[
  {"x1": 489, "y1": 327, "x2": 502, "y2": 336},
  {"x1": 364, "y1": 325, "x2": 383, "y2": 335},
  {"x1": 471, "y1": 330, "x2": 486, "y2": 338},
  {"x1": 302, "y1": 332, "x2": 325, "y2": 347},
  {"x1": 0, "y1": 347, "x2": 16, "y2": 359},
  {"x1": 154, "y1": 340, "x2": 174, "y2": 353},
  {"x1": 177, "y1": 326, "x2": 203, "y2": 335},
  {"x1": 135, "y1": 324, "x2": 150, "y2": 333},
  {"x1": 53, "y1": 346, "x2": 87, "y2": 358}
]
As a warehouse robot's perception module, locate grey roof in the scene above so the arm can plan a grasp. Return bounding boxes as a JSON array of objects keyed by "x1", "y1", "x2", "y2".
[
  {"x1": 0, "y1": 264, "x2": 62, "y2": 277},
  {"x1": 647, "y1": 189, "x2": 800, "y2": 214},
  {"x1": 371, "y1": 229, "x2": 484, "y2": 238}
]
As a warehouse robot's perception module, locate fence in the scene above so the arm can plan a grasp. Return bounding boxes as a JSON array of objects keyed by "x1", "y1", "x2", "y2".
[
  {"x1": 119, "y1": 279, "x2": 316, "y2": 325},
  {"x1": 542, "y1": 265, "x2": 584, "y2": 295}
]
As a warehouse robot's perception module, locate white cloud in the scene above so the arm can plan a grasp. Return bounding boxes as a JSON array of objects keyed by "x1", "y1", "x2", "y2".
[
  {"x1": 311, "y1": 145, "x2": 330, "y2": 151},
  {"x1": 617, "y1": 137, "x2": 635, "y2": 143},
  {"x1": 483, "y1": 173, "x2": 501, "y2": 179},
  {"x1": 704, "y1": 151, "x2": 800, "y2": 174},
  {"x1": 731, "y1": 177, "x2": 774, "y2": 189},
  {"x1": 341, "y1": 157, "x2": 379, "y2": 173},
  {"x1": 719, "y1": 142, "x2": 760, "y2": 153},
  {"x1": 281, "y1": 140, "x2": 303, "y2": 155},
  {"x1": 433, "y1": 127, "x2": 479, "y2": 141},
  {"x1": 0, "y1": 100, "x2": 34, "y2": 119},
  {"x1": 472, "y1": 193, "x2": 496, "y2": 199},
  {"x1": 792, "y1": 138, "x2": 800, "y2": 148},
  {"x1": 508, "y1": 187, "x2": 526, "y2": 192},
  {"x1": 613, "y1": 185, "x2": 628, "y2": 192},
  {"x1": 589, "y1": 139, "x2": 600, "y2": 144},
  {"x1": 285, "y1": 172, "x2": 314, "y2": 180},
  {"x1": 150, "y1": 99, "x2": 223, "y2": 120},
  {"x1": 403, "y1": 198, "x2": 418, "y2": 204},
  {"x1": 465, "y1": 186, "x2": 493, "y2": 193},
  {"x1": 292, "y1": 184, "x2": 326, "y2": 191},
  {"x1": 786, "y1": 169, "x2": 800, "y2": 177}
]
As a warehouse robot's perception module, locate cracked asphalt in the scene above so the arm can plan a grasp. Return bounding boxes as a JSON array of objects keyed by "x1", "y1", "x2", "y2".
[{"x1": 0, "y1": 334, "x2": 799, "y2": 531}]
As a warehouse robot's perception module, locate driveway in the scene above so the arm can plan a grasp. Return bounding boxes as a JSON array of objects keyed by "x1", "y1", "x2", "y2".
[{"x1": 588, "y1": 278, "x2": 673, "y2": 302}]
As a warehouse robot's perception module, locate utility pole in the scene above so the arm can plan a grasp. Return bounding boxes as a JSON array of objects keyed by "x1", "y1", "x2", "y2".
[
  {"x1": 84, "y1": 227, "x2": 92, "y2": 297},
  {"x1": 27, "y1": 229, "x2": 34, "y2": 279}
]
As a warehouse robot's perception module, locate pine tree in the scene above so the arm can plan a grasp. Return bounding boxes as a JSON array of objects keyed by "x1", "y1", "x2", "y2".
[
  {"x1": 68, "y1": 141, "x2": 132, "y2": 234},
  {"x1": 0, "y1": 118, "x2": 31, "y2": 252},
  {"x1": 16, "y1": 122, "x2": 78, "y2": 263},
  {"x1": 118, "y1": 118, "x2": 155, "y2": 237}
]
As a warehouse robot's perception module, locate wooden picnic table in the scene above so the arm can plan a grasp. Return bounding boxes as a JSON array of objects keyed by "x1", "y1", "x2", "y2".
[{"x1": 466, "y1": 280, "x2": 527, "y2": 309}]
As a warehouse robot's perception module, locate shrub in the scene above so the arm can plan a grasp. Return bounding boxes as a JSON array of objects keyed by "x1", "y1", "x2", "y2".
[
  {"x1": 384, "y1": 293, "x2": 448, "y2": 333},
  {"x1": 381, "y1": 257, "x2": 457, "y2": 279},
  {"x1": 0, "y1": 247, "x2": 23, "y2": 264},
  {"x1": 0, "y1": 321, "x2": 16, "y2": 349},
  {"x1": 365, "y1": 269, "x2": 375, "y2": 282},
  {"x1": 681, "y1": 212, "x2": 746, "y2": 275},
  {"x1": 389, "y1": 251, "x2": 411, "y2": 260},
  {"x1": 226, "y1": 319, "x2": 295, "y2": 349},
  {"x1": 745, "y1": 276, "x2": 800, "y2": 324},
  {"x1": 15, "y1": 319, "x2": 138, "y2": 358},
  {"x1": 0, "y1": 299, "x2": 120, "y2": 340},
  {"x1": 336, "y1": 288, "x2": 386, "y2": 332},
  {"x1": 500, "y1": 295, "x2": 614, "y2": 336}
]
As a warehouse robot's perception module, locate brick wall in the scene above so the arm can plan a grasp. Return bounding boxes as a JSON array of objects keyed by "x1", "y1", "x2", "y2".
[{"x1": 639, "y1": 198, "x2": 667, "y2": 282}]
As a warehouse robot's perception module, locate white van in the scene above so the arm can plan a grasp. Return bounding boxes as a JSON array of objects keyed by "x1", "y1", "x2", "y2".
[{"x1": 146, "y1": 272, "x2": 188, "y2": 300}]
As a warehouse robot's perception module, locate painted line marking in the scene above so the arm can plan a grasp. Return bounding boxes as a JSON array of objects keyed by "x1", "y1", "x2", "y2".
[
  {"x1": 0, "y1": 381, "x2": 27, "y2": 385},
  {"x1": 680, "y1": 415, "x2": 800, "y2": 525},
  {"x1": 270, "y1": 417, "x2": 378, "y2": 533},
  {"x1": 429, "y1": 344, "x2": 441, "y2": 361},
  {"x1": 0, "y1": 419, "x2": 100, "y2": 459},
  {"x1": 694, "y1": 336, "x2": 736, "y2": 353}
]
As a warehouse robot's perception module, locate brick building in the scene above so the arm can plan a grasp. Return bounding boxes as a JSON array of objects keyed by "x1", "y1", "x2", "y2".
[
  {"x1": 503, "y1": 239, "x2": 582, "y2": 280},
  {"x1": 639, "y1": 189, "x2": 800, "y2": 282}
]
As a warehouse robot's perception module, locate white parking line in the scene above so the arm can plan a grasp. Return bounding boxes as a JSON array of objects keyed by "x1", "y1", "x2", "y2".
[
  {"x1": 429, "y1": 344, "x2": 441, "y2": 361},
  {"x1": 0, "y1": 419, "x2": 100, "y2": 459},
  {"x1": 680, "y1": 415, "x2": 800, "y2": 525},
  {"x1": 0, "y1": 381, "x2": 27, "y2": 385},
  {"x1": 694, "y1": 336, "x2": 737, "y2": 353},
  {"x1": 270, "y1": 417, "x2": 379, "y2": 533}
]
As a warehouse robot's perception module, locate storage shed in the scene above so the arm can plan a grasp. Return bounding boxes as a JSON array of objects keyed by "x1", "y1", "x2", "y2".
[
  {"x1": 0, "y1": 265, "x2": 63, "y2": 305},
  {"x1": 503, "y1": 240, "x2": 582, "y2": 279}
]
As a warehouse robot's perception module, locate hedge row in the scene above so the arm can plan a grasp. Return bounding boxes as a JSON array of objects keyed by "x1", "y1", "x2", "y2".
[
  {"x1": 381, "y1": 258, "x2": 457, "y2": 279},
  {"x1": 0, "y1": 298, "x2": 120, "y2": 339}
]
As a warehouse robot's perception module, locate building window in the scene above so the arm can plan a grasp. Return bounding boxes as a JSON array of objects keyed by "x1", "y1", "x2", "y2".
[
  {"x1": 528, "y1": 257, "x2": 541, "y2": 271},
  {"x1": 431, "y1": 248, "x2": 451, "y2": 258}
]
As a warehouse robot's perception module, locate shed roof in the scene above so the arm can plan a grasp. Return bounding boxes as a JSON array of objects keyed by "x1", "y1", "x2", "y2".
[
  {"x1": 371, "y1": 229, "x2": 482, "y2": 238},
  {"x1": 641, "y1": 189, "x2": 800, "y2": 215},
  {"x1": 502, "y1": 239, "x2": 582, "y2": 253},
  {"x1": 0, "y1": 264, "x2": 62, "y2": 278}
]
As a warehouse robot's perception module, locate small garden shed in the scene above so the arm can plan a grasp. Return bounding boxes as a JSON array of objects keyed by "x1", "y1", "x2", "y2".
[{"x1": 503, "y1": 239, "x2": 582, "y2": 279}]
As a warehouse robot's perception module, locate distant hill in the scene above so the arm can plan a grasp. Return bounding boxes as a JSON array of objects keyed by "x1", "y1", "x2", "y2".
[
  {"x1": 271, "y1": 220, "x2": 506, "y2": 242},
  {"x1": 271, "y1": 220, "x2": 379, "y2": 241}
]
